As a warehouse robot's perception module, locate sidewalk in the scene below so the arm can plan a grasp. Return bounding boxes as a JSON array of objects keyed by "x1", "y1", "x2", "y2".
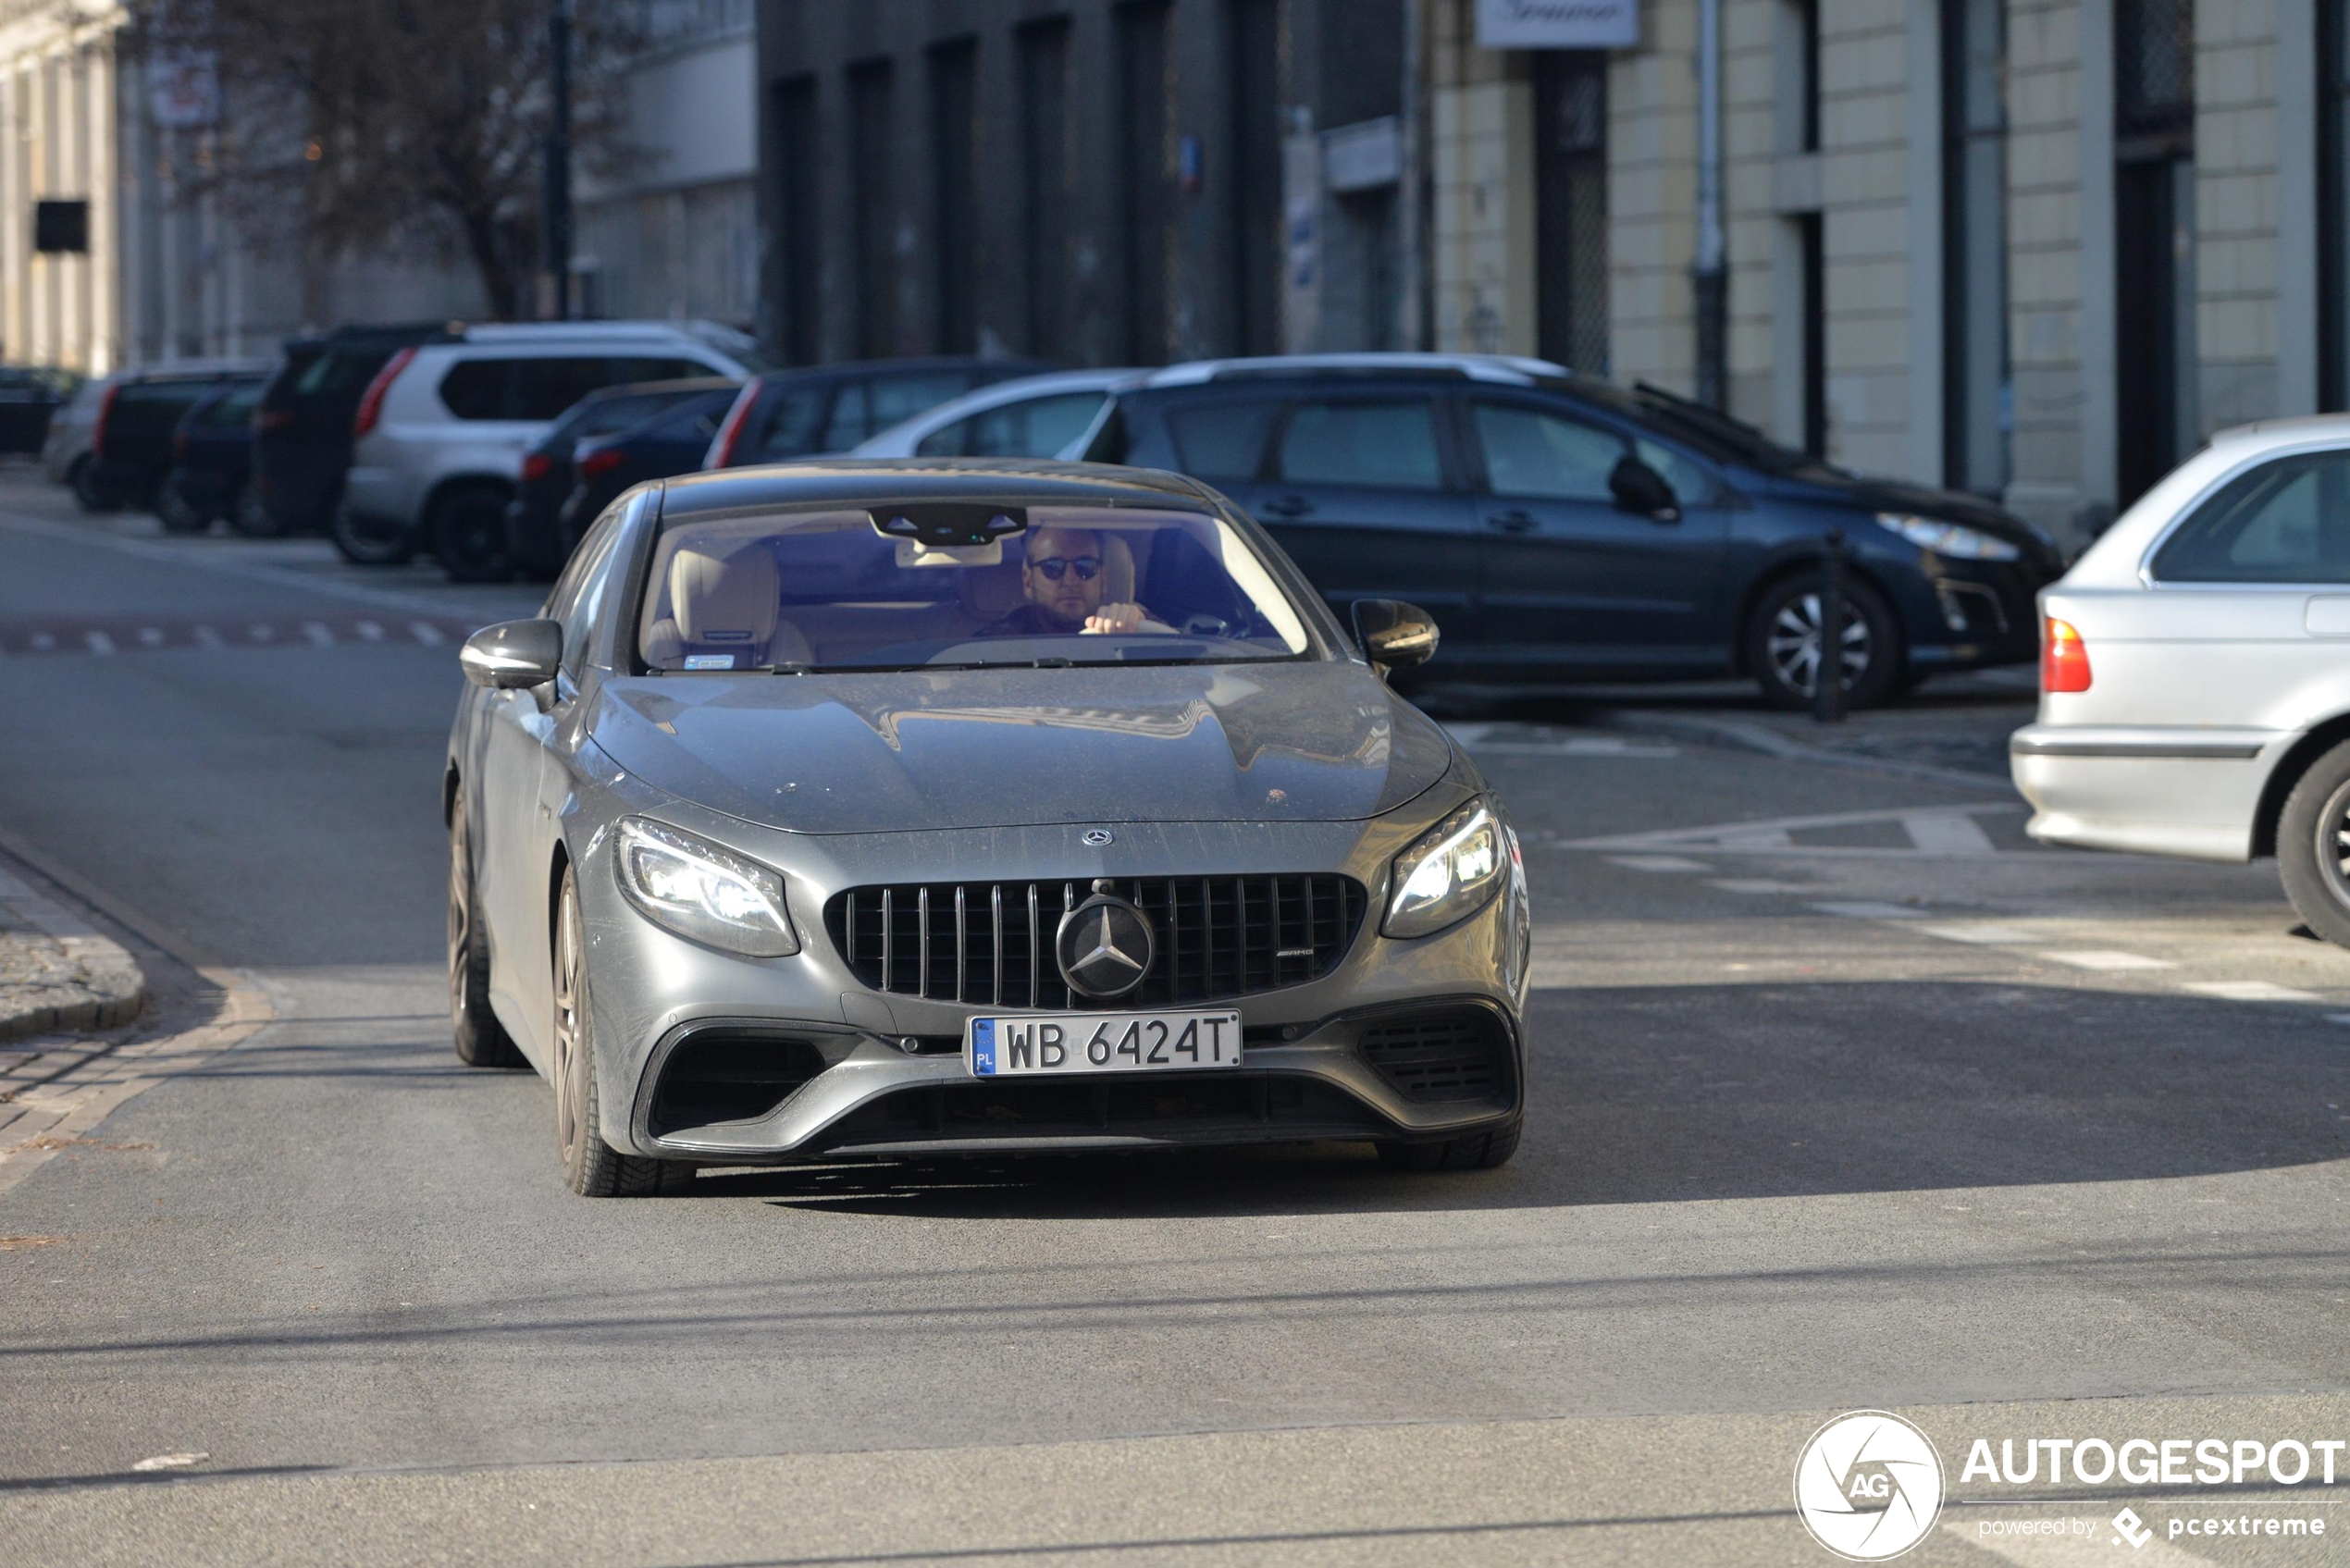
[{"x1": 0, "y1": 862, "x2": 142, "y2": 1041}]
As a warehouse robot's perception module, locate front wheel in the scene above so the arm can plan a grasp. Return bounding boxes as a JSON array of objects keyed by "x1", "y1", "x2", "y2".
[
  {"x1": 449, "y1": 796, "x2": 526, "y2": 1068},
  {"x1": 330, "y1": 503, "x2": 415, "y2": 566},
  {"x1": 430, "y1": 484, "x2": 517, "y2": 584},
  {"x1": 154, "y1": 476, "x2": 212, "y2": 534},
  {"x1": 2277, "y1": 741, "x2": 2350, "y2": 949},
  {"x1": 1741, "y1": 572, "x2": 1901, "y2": 711},
  {"x1": 228, "y1": 482, "x2": 292, "y2": 538},
  {"x1": 552, "y1": 869, "x2": 696, "y2": 1197},
  {"x1": 69, "y1": 457, "x2": 118, "y2": 513},
  {"x1": 1375, "y1": 1116, "x2": 1521, "y2": 1172}
]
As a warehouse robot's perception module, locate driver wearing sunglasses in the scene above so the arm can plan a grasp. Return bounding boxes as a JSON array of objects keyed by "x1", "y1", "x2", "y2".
[{"x1": 981, "y1": 525, "x2": 1161, "y2": 637}]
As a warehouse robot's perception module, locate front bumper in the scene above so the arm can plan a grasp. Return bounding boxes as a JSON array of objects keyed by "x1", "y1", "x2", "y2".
[
  {"x1": 1893, "y1": 556, "x2": 2051, "y2": 672},
  {"x1": 570, "y1": 797, "x2": 1530, "y2": 1162}
]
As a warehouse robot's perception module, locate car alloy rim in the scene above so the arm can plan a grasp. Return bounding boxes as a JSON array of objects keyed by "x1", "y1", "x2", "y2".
[
  {"x1": 447, "y1": 824, "x2": 470, "y2": 1030},
  {"x1": 2319, "y1": 778, "x2": 2350, "y2": 910},
  {"x1": 553, "y1": 892, "x2": 583, "y2": 1162},
  {"x1": 1765, "y1": 591, "x2": 1869, "y2": 698}
]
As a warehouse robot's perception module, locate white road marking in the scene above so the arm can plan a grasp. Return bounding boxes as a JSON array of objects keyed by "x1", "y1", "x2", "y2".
[
  {"x1": 1709, "y1": 878, "x2": 1814, "y2": 894},
  {"x1": 28, "y1": 631, "x2": 52, "y2": 650},
  {"x1": 410, "y1": 621, "x2": 444, "y2": 646},
  {"x1": 247, "y1": 623, "x2": 275, "y2": 642},
  {"x1": 1811, "y1": 901, "x2": 1930, "y2": 920},
  {"x1": 1916, "y1": 922, "x2": 2037, "y2": 945},
  {"x1": 301, "y1": 621, "x2": 334, "y2": 647},
  {"x1": 83, "y1": 630, "x2": 114, "y2": 655},
  {"x1": 137, "y1": 626, "x2": 163, "y2": 647},
  {"x1": 2041, "y1": 949, "x2": 2177, "y2": 971},
  {"x1": 1717, "y1": 828, "x2": 1796, "y2": 849},
  {"x1": 355, "y1": 621, "x2": 385, "y2": 641},
  {"x1": 1606, "y1": 855, "x2": 1712, "y2": 873},
  {"x1": 1903, "y1": 811, "x2": 1997, "y2": 854},
  {"x1": 191, "y1": 625, "x2": 221, "y2": 648},
  {"x1": 130, "y1": 1451, "x2": 209, "y2": 1473},
  {"x1": 2183, "y1": 980, "x2": 2326, "y2": 1004},
  {"x1": 2328, "y1": 1014, "x2": 2350, "y2": 1026}
]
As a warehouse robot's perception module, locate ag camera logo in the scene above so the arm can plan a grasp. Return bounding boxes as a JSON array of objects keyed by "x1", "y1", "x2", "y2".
[{"x1": 1794, "y1": 1411, "x2": 1947, "y2": 1561}]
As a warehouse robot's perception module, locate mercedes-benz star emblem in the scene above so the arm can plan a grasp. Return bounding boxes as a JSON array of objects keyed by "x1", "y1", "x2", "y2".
[
  {"x1": 1056, "y1": 893, "x2": 1155, "y2": 999},
  {"x1": 1082, "y1": 828, "x2": 1114, "y2": 846}
]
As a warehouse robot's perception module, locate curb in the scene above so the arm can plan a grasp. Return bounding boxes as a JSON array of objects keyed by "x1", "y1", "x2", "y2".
[
  {"x1": 0, "y1": 862, "x2": 145, "y2": 1041},
  {"x1": 1599, "y1": 709, "x2": 2023, "y2": 797}
]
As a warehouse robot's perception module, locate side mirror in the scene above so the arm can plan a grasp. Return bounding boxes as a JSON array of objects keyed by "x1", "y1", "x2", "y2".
[
  {"x1": 1609, "y1": 456, "x2": 1682, "y2": 523},
  {"x1": 460, "y1": 618, "x2": 563, "y2": 689},
  {"x1": 1352, "y1": 599, "x2": 1440, "y2": 672}
]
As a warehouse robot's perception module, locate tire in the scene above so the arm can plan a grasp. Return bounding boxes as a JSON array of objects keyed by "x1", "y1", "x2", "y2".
[
  {"x1": 228, "y1": 482, "x2": 292, "y2": 539},
  {"x1": 68, "y1": 457, "x2": 118, "y2": 513},
  {"x1": 1741, "y1": 571, "x2": 1902, "y2": 711},
  {"x1": 1375, "y1": 1116, "x2": 1522, "y2": 1172},
  {"x1": 154, "y1": 476, "x2": 211, "y2": 535},
  {"x1": 430, "y1": 484, "x2": 518, "y2": 584},
  {"x1": 2277, "y1": 740, "x2": 2350, "y2": 950},
  {"x1": 331, "y1": 503, "x2": 415, "y2": 566},
  {"x1": 552, "y1": 868, "x2": 696, "y2": 1197},
  {"x1": 449, "y1": 797, "x2": 526, "y2": 1068}
]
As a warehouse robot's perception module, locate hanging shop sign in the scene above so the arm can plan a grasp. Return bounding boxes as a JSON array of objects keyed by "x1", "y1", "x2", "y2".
[{"x1": 1476, "y1": 0, "x2": 1639, "y2": 49}]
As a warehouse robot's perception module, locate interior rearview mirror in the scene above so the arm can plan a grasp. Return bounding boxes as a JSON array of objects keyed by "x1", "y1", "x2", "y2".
[
  {"x1": 1352, "y1": 599, "x2": 1440, "y2": 672},
  {"x1": 1609, "y1": 457, "x2": 1681, "y2": 523},
  {"x1": 460, "y1": 619, "x2": 563, "y2": 689}
]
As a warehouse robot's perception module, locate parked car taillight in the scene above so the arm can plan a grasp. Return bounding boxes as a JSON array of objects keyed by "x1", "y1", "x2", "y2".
[
  {"x1": 707, "y1": 383, "x2": 757, "y2": 468},
  {"x1": 352, "y1": 347, "x2": 415, "y2": 438},
  {"x1": 580, "y1": 448, "x2": 625, "y2": 478},
  {"x1": 520, "y1": 451, "x2": 553, "y2": 483},
  {"x1": 2042, "y1": 617, "x2": 2092, "y2": 694},
  {"x1": 91, "y1": 382, "x2": 119, "y2": 460},
  {"x1": 173, "y1": 429, "x2": 189, "y2": 459}
]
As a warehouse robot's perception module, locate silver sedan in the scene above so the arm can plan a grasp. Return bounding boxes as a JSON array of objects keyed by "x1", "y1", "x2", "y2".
[{"x1": 446, "y1": 460, "x2": 1531, "y2": 1195}]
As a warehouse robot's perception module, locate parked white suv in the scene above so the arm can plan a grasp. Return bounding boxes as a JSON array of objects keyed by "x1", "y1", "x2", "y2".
[
  {"x1": 2011, "y1": 414, "x2": 2350, "y2": 945},
  {"x1": 336, "y1": 321, "x2": 766, "y2": 578}
]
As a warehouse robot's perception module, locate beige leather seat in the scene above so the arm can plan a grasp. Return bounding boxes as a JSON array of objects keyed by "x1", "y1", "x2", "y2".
[{"x1": 644, "y1": 544, "x2": 812, "y2": 668}]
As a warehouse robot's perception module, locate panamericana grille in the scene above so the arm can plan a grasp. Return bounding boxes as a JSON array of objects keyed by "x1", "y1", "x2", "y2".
[{"x1": 823, "y1": 876, "x2": 1367, "y2": 1008}]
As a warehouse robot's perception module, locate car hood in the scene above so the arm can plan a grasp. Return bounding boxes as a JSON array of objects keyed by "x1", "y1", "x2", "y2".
[
  {"x1": 587, "y1": 661, "x2": 1453, "y2": 834},
  {"x1": 1757, "y1": 470, "x2": 2062, "y2": 568}
]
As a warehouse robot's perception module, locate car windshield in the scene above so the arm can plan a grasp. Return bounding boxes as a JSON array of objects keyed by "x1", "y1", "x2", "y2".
[{"x1": 637, "y1": 503, "x2": 1315, "y2": 673}]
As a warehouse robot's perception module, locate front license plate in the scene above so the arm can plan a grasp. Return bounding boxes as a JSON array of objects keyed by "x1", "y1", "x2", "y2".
[{"x1": 968, "y1": 1010, "x2": 1243, "y2": 1078}]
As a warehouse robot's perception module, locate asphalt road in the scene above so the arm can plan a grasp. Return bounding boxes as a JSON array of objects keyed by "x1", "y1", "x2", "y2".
[{"x1": 3, "y1": 475, "x2": 2349, "y2": 1566}]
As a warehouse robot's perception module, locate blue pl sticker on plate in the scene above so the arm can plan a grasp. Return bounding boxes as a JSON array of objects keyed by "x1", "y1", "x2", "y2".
[
  {"x1": 971, "y1": 1018, "x2": 996, "y2": 1076},
  {"x1": 683, "y1": 653, "x2": 736, "y2": 671}
]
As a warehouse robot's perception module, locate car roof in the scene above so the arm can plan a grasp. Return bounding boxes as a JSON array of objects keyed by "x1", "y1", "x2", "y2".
[
  {"x1": 656, "y1": 457, "x2": 1215, "y2": 517},
  {"x1": 751, "y1": 355, "x2": 1060, "y2": 387},
  {"x1": 850, "y1": 368, "x2": 1144, "y2": 452},
  {"x1": 577, "y1": 376, "x2": 740, "y2": 404},
  {"x1": 118, "y1": 359, "x2": 272, "y2": 383},
  {"x1": 457, "y1": 318, "x2": 747, "y2": 345},
  {"x1": 1131, "y1": 352, "x2": 1570, "y2": 389},
  {"x1": 2206, "y1": 412, "x2": 2350, "y2": 449}
]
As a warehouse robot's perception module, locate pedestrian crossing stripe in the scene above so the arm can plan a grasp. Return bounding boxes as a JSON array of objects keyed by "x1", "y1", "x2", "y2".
[{"x1": 1562, "y1": 802, "x2": 2028, "y2": 858}]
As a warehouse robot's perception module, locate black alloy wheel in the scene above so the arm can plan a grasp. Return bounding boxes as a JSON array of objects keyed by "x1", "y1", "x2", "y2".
[
  {"x1": 2278, "y1": 740, "x2": 2350, "y2": 950},
  {"x1": 431, "y1": 484, "x2": 518, "y2": 584},
  {"x1": 552, "y1": 868, "x2": 696, "y2": 1198},
  {"x1": 228, "y1": 482, "x2": 293, "y2": 538},
  {"x1": 448, "y1": 796, "x2": 526, "y2": 1068},
  {"x1": 154, "y1": 476, "x2": 211, "y2": 535},
  {"x1": 330, "y1": 503, "x2": 416, "y2": 566},
  {"x1": 1741, "y1": 572, "x2": 1901, "y2": 711}
]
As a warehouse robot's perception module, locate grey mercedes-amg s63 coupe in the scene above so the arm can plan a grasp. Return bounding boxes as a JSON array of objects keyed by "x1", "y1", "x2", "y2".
[{"x1": 444, "y1": 460, "x2": 1530, "y2": 1196}]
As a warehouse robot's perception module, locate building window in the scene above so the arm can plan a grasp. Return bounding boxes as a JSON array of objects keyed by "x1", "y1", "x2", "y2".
[
  {"x1": 1119, "y1": 2, "x2": 1174, "y2": 364},
  {"x1": 1943, "y1": 0, "x2": 2010, "y2": 494},
  {"x1": 847, "y1": 59, "x2": 897, "y2": 360},
  {"x1": 1533, "y1": 53, "x2": 1609, "y2": 376},
  {"x1": 1227, "y1": 0, "x2": 1282, "y2": 357},
  {"x1": 2322, "y1": 0, "x2": 2350, "y2": 408},
  {"x1": 1018, "y1": 19, "x2": 1072, "y2": 361},
  {"x1": 930, "y1": 39, "x2": 979, "y2": 355},
  {"x1": 2114, "y1": 0, "x2": 2196, "y2": 503},
  {"x1": 768, "y1": 76, "x2": 819, "y2": 364}
]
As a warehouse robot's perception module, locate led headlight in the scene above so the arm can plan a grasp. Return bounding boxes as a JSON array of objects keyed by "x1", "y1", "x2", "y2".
[
  {"x1": 1876, "y1": 512, "x2": 2021, "y2": 562},
  {"x1": 1383, "y1": 799, "x2": 1505, "y2": 939},
  {"x1": 614, "y1": 818, "x2": 798, "y2": 957}
]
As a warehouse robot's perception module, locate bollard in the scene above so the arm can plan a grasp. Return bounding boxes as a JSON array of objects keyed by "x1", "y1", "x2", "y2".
[{"x1": 1813, "y1": 528, "x2": 1848, "y2": 724}]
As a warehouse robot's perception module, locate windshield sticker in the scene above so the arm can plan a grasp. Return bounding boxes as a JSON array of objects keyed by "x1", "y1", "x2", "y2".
[{"x1": 683, "y1": 653, "x2": 736, "y2": 671}]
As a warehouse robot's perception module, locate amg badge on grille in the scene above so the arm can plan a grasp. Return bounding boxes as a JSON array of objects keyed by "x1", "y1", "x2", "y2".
[{"x1": 1056, "y1": 889, "x2": 1155, "y2": 998}]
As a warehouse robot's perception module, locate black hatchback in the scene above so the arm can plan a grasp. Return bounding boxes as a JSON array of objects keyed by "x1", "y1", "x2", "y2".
[{"x1": 1082, "y1": 357, "x2": 2064, "y2": 708}]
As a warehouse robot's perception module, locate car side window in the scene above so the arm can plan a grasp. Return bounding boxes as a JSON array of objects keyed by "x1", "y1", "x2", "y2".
[
  {"x1": 548, "y1": 512, "x2": 627, "y2": 678},
  {"x1": 1277, "y1": 399, "x2": 1444, "y2": 491},
  {"x1": 1165, "y1": 399, "x2": 1280, "y2": 478},
  {"x1": 915, "y1": 391, "x2": 1107, "y2": 458},
  {"x1": 749, "y1": 383, "x2": 828, "y2": 461},
  {"x1": 1472, "y1": 402, "x2": 1626, "y2": 501},
  {"x1": 2154, "y1": 451, "x2": 2350, "y2": 584},
  {"x1": 1633, "y1": 438, "x2": 1713, "y2": 505},
  {"x1": 820, "y1": 384, "x2": 869, "y2": 451}
]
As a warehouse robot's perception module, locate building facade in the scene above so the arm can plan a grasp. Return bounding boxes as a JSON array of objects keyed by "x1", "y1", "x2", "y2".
[
  {"x1": 576, "y1": 0, "x2": 761, "y2": 326},
  {"x1": 754, "y1": 0, "x2": 1411, "y2": 367},
  {"x1": 1424, "y1": 0, "x2": 2342, "y2": 549}
]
